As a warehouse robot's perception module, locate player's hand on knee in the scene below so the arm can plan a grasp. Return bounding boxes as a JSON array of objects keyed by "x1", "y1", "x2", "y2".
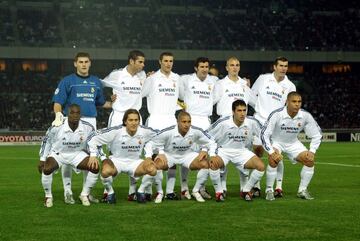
[
  {"x1": 303, "y1": 151, "x2": 315, "y2": 167},
  {"x1": 52, "y1": 112, "x2": 64, "y2": 127},
  {"x1": 197, "y1": 151, "x2": 208, "y2": 162},
  {"x1": 209, "y1": 155, "x2": 223, "y2": 170},
  {"x1": 269, "y1": 152, "x2": 281, "y2": 167},
  {"x1": 154, "y1": 155, "x2": 168, "y2": 170},
  {"x1": 38, "y1": 161, "x2": 45, "y2": 174},
  {"x1": 110, "y1": 94, "x2": 117, "y2": 102},
  {"x1": 87, "y1": 156, "x2": 99, "y2": 172}
]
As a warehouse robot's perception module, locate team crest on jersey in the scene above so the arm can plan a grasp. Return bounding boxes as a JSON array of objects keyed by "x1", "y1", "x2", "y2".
[
  {"x1": 138, "y1": 139, "x2": 142, "y2": 145},
  {"x1": 80, "y1": 136, "x2": 84, "y2": 142},
  {"x1": 244, "y1": 131, "x2": 248, "y2": 136},
  {"x1": 173, "y1": 82, "x2": 176, "y2": 88},
  {"x1": 189, "y1": 140, "x2": 192, "y2": 145},
  {"x1": 297, "y1": 122, "x2": 302, "y2": 127},
  {"x1": 208, "y1": 85, "x2": 212, "y2": 91},
  {"x1": 54, "y1": 88, "x2": 59, "y2": 95},
  {"x1": 91, "y1": 87, "x2": 95, "y2": 93}
]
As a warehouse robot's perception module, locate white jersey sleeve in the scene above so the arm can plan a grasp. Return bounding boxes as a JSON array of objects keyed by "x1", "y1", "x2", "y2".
[
  {"x1": 178, "y1": 74, "x2": 189, "y2": 100},
  {"x1": 249, "y1": 74, "x2": 264, "y2": 108},
  {"x1": 39, "y1": 126, "x2": 56, "y2": 161},
  {"x1": 141, "y1": 75, "x2": 153, "y2": 98},
  {"x1": 304, "y1": 113, "x2": 322, "y2": 153},
  {"x1": 87, "y1": 127, "x2": 119, "y2": 157},
  {"x1": 260, "y1": 110, "x2": 279, "y2": 155},
  {"x1": 101, "y1": 69, "x2": 122, "y2": 89}
]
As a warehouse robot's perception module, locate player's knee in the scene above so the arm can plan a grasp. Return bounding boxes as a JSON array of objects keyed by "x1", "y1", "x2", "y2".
[
  {"x1": 268, "y1": 159, "x2": 278, "y2": 168},
  {"x1": 90, "y1": 166, "x2": 99, "y2": 174},
  {"x1": 43, "y1": 166, "x2": 53, "y2": 175},
  {"x1": 101, "y1": 166, "x2": 114, "y2": 178},
  {"x1": 253, "y1": 146, "x2": 264, "y2": 158},
  {"x1": 257, "y1": 160, "x2": 265, "y2": 172},
  {"x1": 146, "y1": 164, "x2": 157, "y2": 176},
  {"x1": 304, "y1": 159, "x2": 314, "y2": 167}
]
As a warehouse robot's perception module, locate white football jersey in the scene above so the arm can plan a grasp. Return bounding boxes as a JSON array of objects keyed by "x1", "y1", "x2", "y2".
[
  {"x1": 250, "y1": 72, "x2": 296, "y2": 124},
  {"x1": 261, "y1": 107, "x2": 322, "y2": 154},
  {"x1": 101, "y1": 67, "x2": 146, "y2": 112},
  {"x1": 87, "y1": 125, "x2": 157, "y2": 161},
  {"x1": 179, "y1": 73, "x2": 217, "y2": 117},
  {"x1": 142, "y1": 70, "x2": 179, "y2": 115},
  {"x1": 207, "y1": 116, "x2": 261, "y2": 150},
  {"x1": 213, "y1": 75, "x2": 251, "y2": 117},
  {"x1": 145, "y1": 125, "x2": 217, "y2": 159},
  {"x1": 39, "y1": 119, "x2": 95, "y2": 161}
]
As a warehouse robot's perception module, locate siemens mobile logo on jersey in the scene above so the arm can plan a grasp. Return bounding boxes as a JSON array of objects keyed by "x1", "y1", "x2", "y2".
[
  {"x1": 280, "y1": 125, "x2": 300, "y2": 133},
  {"x1": 77, "y1": 93, "x2": 95, "y2": 98},
  {"x1": 62, "y1": 141, "x2": 82, "y2": 148},
  {"x1": 172, "y1": 144, "x2": 191, "y2": 151},
  {"x1": 121, "y1": 145, "x2": 141, "y2": 152},
  {"x1": 228, "y1": 135, "x2": 247, "y2": 142},
  {"x1": 266, "y1": 91, "x2": 282, "y2": 101},
  {"x1": 228, "y1": 93, "x2": 244, "y2": 98},
  {"x1": 123, "y1": 86, "x2": 141, "y2": 94},
  {"x1": 193, "y1": 90, "x2": 211, "y2": 99},
  {"x1": 159, "y1": 88, "x2": 176, "y2": 96}
]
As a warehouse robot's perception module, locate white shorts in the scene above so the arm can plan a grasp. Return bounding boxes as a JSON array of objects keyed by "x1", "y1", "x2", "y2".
[
  {"x1": 146, "y1": 114, "x2": 176, "y2": 131},
  {"x1": 81, "y1": 117, "x2": 97, "y2": 130},
  {"x1": 166, "y1": 152, "x2": 199, "y2": 169},
  {"x1": 272, "y1": 141, "x2": 307, "y2": 164},
  {"x1": 111, "y1": 157, "x2": 143, "y2": 178},
  {"x1": 190, "y1": 115, "x2": 211, "y2": 130},
  {"x1": 49, "y1": 150, "x2": 88, "y2": 169},
  {"x1": 217, "y1": 148, "x2": 256, "y2": 170}
]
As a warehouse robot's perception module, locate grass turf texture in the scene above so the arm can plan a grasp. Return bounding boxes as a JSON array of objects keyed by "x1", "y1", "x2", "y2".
[{"x1": 0, "y1": 143, "x2": 359, "y2": 241}]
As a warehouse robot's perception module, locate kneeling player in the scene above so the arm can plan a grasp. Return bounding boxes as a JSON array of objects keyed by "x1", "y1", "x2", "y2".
[
  {"x1": 138, "y1": 111, "x2": 223, "y2": 203},
  {"x1": 207, "y1": 100, "x2": 265, "y2": 201},
  {"x1": 87, "y1": 109, "x2": 158, "y2": 204},
  {"x1": 261, "y1": 92, "x2": 322, "y2": 200},
  {"x1": 38, "y1": 104, "x2": 99, "y2": 207}
]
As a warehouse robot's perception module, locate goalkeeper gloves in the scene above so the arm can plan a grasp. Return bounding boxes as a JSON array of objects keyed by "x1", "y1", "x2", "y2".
[{"x1": 52, "y1": 112, "x2": 64, "y2": 126}]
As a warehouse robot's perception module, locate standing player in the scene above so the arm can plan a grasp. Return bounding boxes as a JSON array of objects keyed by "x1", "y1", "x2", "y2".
[
  {"x1": 249, "y1": 56, "x2": 296, "y2": 197},
  {"x1": 213, "y1": 57, "x2": 252, "y2": 196},
  {"x1": 207, "y1": 100, "x2": 265, "y2": 201},
  {"x1": 101, "y1": 50, "x2": 146, "y2": 200},
  {"x1": 261, "y1": 92, "x2": 322, "y2": 200},
  {"x1": 52, "y1": 52, "x2": 112, "y2": 204},
  {"x1": 178, "y1": 57, "x2": 223, "y2": 201},
  {"x1": 86, "y1": 109, "x2": 158, "y2": 204},
  {"x1": 38, "y1": 104, "x2": 99, "y2": 207},
  {"x1": 140, "y1": 52, "x2": 180, "y2": 203},
  {"x1": 138, "y1": 111, "x2": 223, "y2": 203}
]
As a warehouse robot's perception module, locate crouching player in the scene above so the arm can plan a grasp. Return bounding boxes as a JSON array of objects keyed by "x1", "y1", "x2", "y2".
[
  {"x1": 38, "y1": 104, "x2": 99, "y2": 207},
  {"x1": 206, "y1": 100, "x2": 265, "y2": 201},
  {"x1": 87, "y1": 109, "x2": 158, "y2": 204},
  {"x1": 261, "y1": 92, "x2": 322, "y2": 200},
  {"x1": 138, "y1": 111, "x2": 223, "y2": 203}
]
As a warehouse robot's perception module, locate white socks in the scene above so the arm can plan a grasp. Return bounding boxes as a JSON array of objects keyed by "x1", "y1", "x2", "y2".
[
  {"x1": 61, "y1": 165, "x2": 72, "y2": 195},
  {"x1": 180, "y1": 166, "x2": 189, "y2": 192},
  {"x1": 192, "y1": 169, "x2": 209, "y2": 192},
  {"x1": 166, "y1": 168, "x2": 177, "y2": 194},
  {"x1": 266, "y1": 165, "x2": 277, "y2": 193},
  {"x1": 276, "y1": 160, "x2": 284, "y2": 190},
  {"x1": 239, "y1": 171, "x2": 249, "y2": 192},
  {"x1": 128, "y1": 176, "x2": 137, "y2": 194},
  {"x1": 209, "y1": 169, "x2": 222, "y2": 193},
  {"x1": 298, "y1": 166, "x2": 314, "y2": 192},
  {"x1": 42, "y1": 173, "x2": 53, "y2": 198},
  {"x1": 101, "y1": 176, "x2": 114, "y2": 195},
  {"x1": 243, "y1": 170, "x2": 264, "y2": 192},
  {"x1": 220, "y1": 167, "x2": 228, "y2": 192},
  {"x1": 80, "y1": 171, "x2": 98, "y2": 196}
]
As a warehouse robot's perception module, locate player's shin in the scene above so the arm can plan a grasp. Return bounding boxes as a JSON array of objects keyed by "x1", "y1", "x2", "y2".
[
  {"x1": 192, "y1": 169, "x2": 209, "y2": 192},
  {"x1": 242, "y1": 170, "x2": 264, "y2": 192},
  {"x1": 166, "y1": 168, "x2": 176, "y2": 194},
  {"x1": 42, "y1": 173, "x2": 53, "y2": 198},
  {"x1": 298, "y1": 166, "x2": 314, "y2": 192},
  {"x1": 266, "y1": 165, "x2": 277, "y2": 193},
  {"x1": 276, "y1": 160, "x2": 284, "y2": 190}
]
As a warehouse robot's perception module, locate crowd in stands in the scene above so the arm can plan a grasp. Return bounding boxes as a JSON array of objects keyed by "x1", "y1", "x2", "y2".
[
  {"x1": 0, "y1": 1, "x2": 359, "y2": 50},
  {"x1": 0, "y1": 67, "x2": 359, "y2": 131}
]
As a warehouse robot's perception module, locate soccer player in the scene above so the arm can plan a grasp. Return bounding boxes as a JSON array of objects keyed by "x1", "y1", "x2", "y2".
[
  {"x1": 86, "y1": 109, "x2": 158, "y2": 204},
  {"x1": 52, "y1": 52, "x2": 112, "y2": 204},
  {"x1": 138, "y1": 111, "x2": 223, "y2": 203},
  {"x1": 141, "y1": 52, "x2": 180, "y2": 203},
  {"x1": 249, "y1": 56, "x2": 296, "y2": 197},
  {"x1": 38, "y1": 104, "x2": 99, "y2": 207},
  {"x1": 213, "y1": 57, "x2": 252, "y2": 196},
  {"x1": 207, "y1": 99, "x2": 265, "y2": 201},
  {"x1": 178, "y1": 57, "x2": 222, "y2": 201},
  {"x1": 261, "y1": 91, "x2": 322, "y2": 200},
  {"x1": 101, "y1": 50, "x2": 146, "y2": 200}
]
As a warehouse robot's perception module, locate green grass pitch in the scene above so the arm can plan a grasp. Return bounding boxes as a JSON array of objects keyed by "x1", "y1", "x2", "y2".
[{"x1": 0, "y1": 143, "x2": 359, "y2": 241}]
